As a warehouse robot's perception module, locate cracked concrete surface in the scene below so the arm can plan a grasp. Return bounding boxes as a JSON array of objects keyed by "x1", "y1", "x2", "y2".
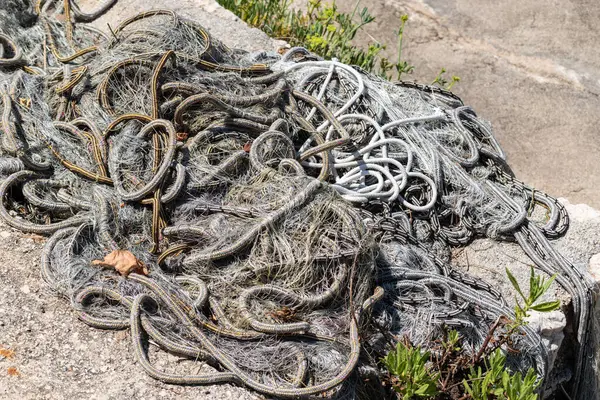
[{"x1": 338, "y1": 0, "x2": 600, "y2": 207}]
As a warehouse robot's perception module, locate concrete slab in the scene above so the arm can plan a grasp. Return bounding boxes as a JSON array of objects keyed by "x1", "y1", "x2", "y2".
[{"x1": 79, "y1": 0, "x2": 283, "y2": 52}]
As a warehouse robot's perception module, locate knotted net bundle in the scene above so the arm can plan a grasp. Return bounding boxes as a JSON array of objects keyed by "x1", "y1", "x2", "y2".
[{"x1": 0, "y1": 1, "x2": 596, "y2": 399}]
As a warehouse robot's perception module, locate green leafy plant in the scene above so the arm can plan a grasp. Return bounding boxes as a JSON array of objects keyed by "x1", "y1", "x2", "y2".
[
  {"x1": 463, "y1": 349, "x2": 506, "y2": 399},
  {"x1": 216, "y1": 0, "x2": 416, "y2": 78},
  {"x1": 442, "y1": 329, "x2": 461, "y2": 353},
  {"x1": 383, "y1": 341, "x2": 440, "y2": 399},
  {"x1": 501, "y1": 368, "x2": 540, "y2": 400},
  {"x1": 393, "y1": 13, "x2": 414, "y2": 77},
  {"x1": 463, "y1": 349, "x2": 539, "y2": 400},
  {"x1": 382, "y1": 267, "x2": 560, "y2": 399},
  {"x1": 506, "y1": 266, "x2": 560, "y2": 326},
  {"x1": 431, "y1": 68, "x2": 460, "y2": 90}
]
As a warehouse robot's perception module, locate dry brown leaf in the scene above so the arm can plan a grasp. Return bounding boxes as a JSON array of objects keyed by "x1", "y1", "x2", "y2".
[
  {"x1": 23, "y1": 233, "x2": 45, "y2": 243},
  {"x1": 7, "y1": 367, "x2": 19, "y2": 376},
  {"x1": 0, "y1": 347, "x2": 15, "y2": 360},
  {"x1": 91, "y1": 250, "x2": 148, "y2": 276}
]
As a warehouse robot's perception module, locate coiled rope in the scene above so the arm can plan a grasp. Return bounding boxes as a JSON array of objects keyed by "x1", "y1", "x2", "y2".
[{"x1": 0, "y1": 2, "x2": 595, "y2": 399}]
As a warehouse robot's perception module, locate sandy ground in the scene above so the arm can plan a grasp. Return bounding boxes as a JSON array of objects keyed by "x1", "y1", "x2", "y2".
[{"x1": 0, "y1": 222, "x2": 260, "y2": 400}]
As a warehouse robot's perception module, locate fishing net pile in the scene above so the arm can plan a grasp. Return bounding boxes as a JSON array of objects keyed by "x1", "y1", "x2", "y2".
[{"x1": 0, "y1": 1, "x2": 596, "y2": 399}]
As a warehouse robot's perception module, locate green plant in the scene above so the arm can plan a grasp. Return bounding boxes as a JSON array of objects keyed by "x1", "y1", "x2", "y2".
[
  {"x1": 384, "y1": 338, "x2": 542, "y2": 400},
  {"x1": 501, "y1": 369, "x2": 540, "y2": 400},
  {"x1": 442, "y1": 329, "x2": 461, "y2": 353},
  {"x1": 506, "y1": 266, "x2": 560, "y2": 326},
  {"x1": 383, "y1": 341, "x2": 439, "y2": 399},
  {"x1": 463, "y1": 349, "x2": 505, "y2": 399},
  {"x1": 463, "y1": 349, "x2": 540, "y2": 400},
  {"x1": 216, "y1": 0, "x2": 415, "y2": 78},
  {"x1": 472, "y1": 267, "x2": 560, "y2": 364},
  {"x1": 393, "y1": 13, "x2": 414, "y2": 77},
  {"x1": 382, "y1": 267, "x2": 560, "y2": 399},
  {"x1": 458, "y1": 268, "x2": 559, "y2": 399},
  {"x1": 431, "y1": 68, "x2": 460, "y2": 90}
]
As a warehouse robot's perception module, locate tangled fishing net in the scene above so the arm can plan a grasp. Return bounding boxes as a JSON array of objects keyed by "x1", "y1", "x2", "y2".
[{"x1": 0, "y1": 1, "x2": 596, "y2": 399}]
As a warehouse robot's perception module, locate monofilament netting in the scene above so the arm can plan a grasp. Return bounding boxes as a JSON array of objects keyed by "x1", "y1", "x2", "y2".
[{"x1": 0, "y1": 2, "x2": 596, "y2": 399}]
